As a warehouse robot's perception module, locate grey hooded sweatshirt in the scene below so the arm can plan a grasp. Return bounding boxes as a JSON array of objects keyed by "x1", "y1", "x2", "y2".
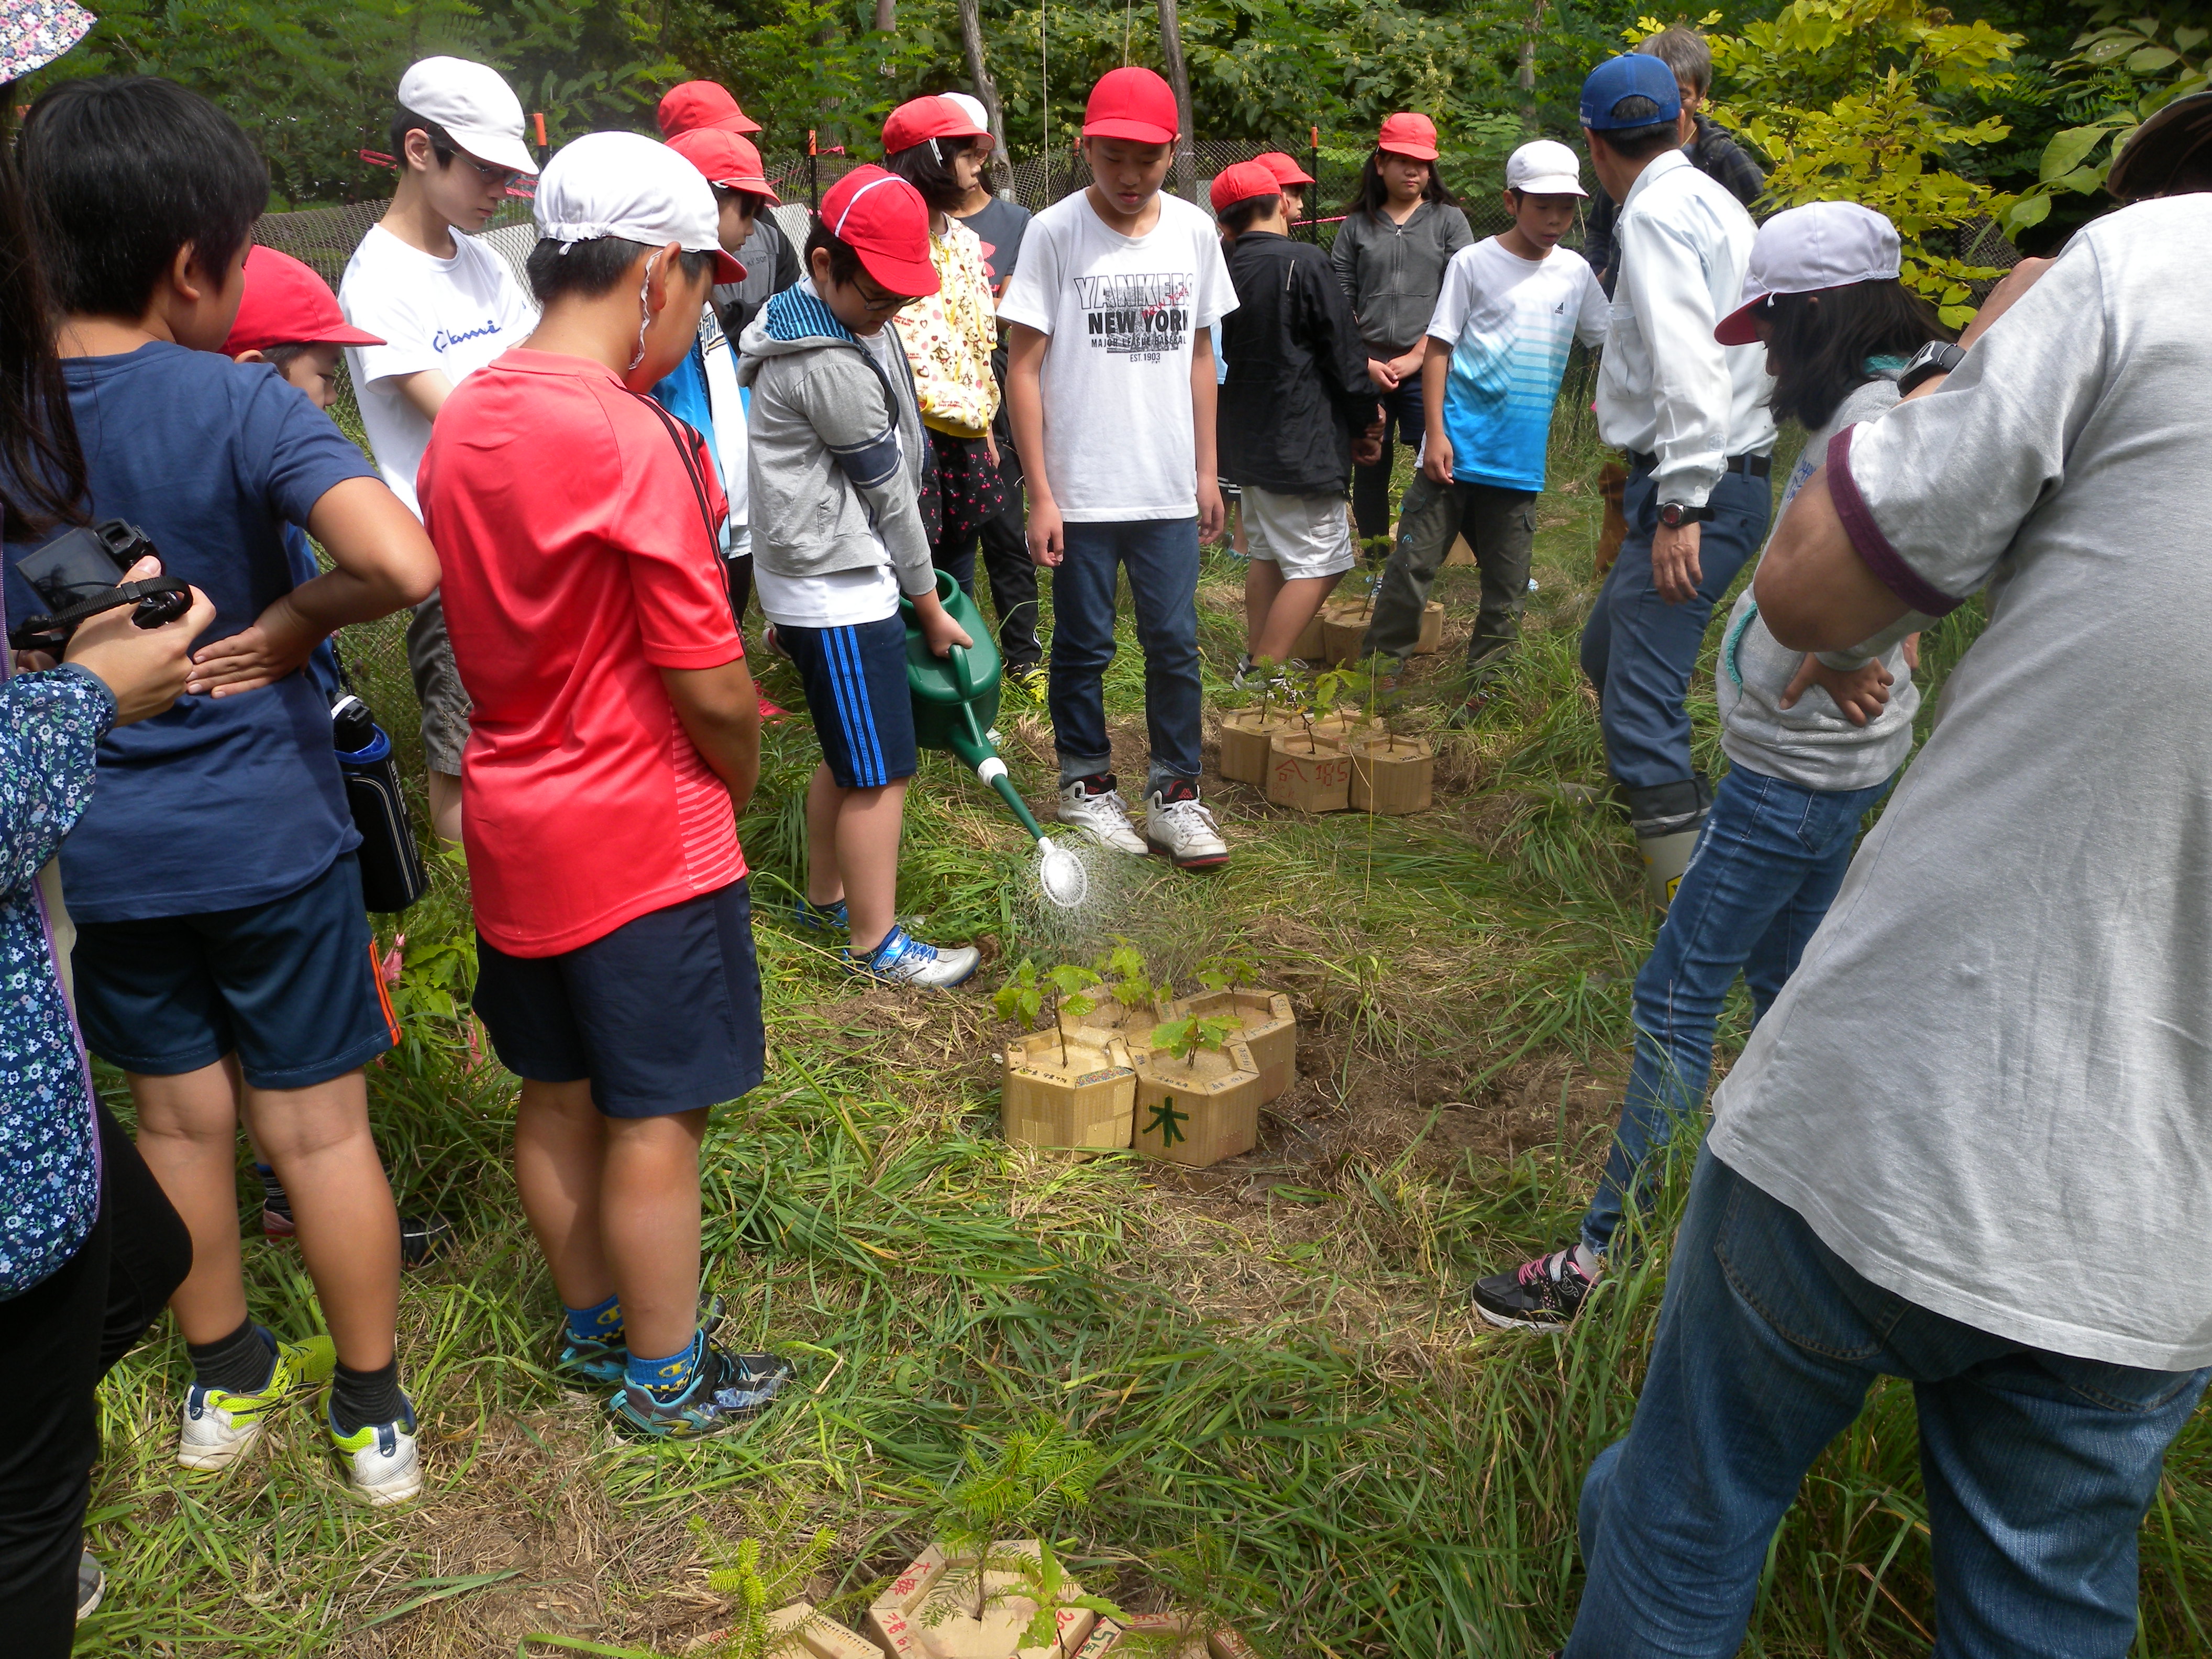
[
  {"x1": 1716, "y1": 372, "x2": 1926, "y2": 793},
  {"x1": 736, "y1": 280, "x2": 935, "y2": 596}
]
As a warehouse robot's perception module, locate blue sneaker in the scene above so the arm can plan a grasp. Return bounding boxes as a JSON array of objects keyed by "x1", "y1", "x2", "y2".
[
  {"x1": 558, "y1": 1332, "x2": 628, "y2": 1386},
  {"x1": 795, "y1": 897, "x2": 849, "y2": 932},
  {"x1": 609, "y1": 1340, "x2": 794, "y2": 1441},
  {"x1": 845, "y1": 923, "x2": 979, "y2": 989}
]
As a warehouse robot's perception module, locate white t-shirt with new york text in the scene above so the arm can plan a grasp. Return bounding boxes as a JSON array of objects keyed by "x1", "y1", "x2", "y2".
[
  {"x1": 998, "y1": 190, "x2": 1233, "y2": 522},
  {"x1": 339, "y1": 223, "x2": 538, "y2": 516}
]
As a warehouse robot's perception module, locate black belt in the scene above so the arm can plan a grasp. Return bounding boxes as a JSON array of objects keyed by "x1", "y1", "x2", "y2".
[{"x1": 1626, "y1": 449, "x2": 1771, "y2": 479}]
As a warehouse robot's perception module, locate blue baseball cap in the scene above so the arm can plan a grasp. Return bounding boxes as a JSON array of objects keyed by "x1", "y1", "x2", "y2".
[{"x1": 1580, "y1": 54, "x2": 1683, "y2": 131}]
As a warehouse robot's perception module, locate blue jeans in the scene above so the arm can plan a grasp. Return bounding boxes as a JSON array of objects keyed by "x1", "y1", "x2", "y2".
[
  {"x1": 1047, "y1": 517, "x2": 1203, "y2": 795},
  {"x1": 1580, "y1": 762, "x2": 1891, "y2": 1257},
  {"x1": 1579, "y1": 463, "x2": 1772, "y2": 790},
  {"x1": 1569, "y1": 1149, "x2": 2209, "y2": 1659}
]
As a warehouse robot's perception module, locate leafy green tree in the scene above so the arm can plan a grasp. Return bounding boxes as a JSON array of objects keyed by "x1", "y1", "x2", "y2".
[
  {"x1": 1676, "y1": 0, "x2": 2026, "y2": 326},
  {"x1": 1999, "y1": 1, "x2": 2206, "y2": 234}
]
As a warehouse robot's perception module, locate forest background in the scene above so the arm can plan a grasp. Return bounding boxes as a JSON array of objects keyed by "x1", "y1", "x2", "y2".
[{"x1": 18, "y1": 0, "x2": 2207, "y2": 264}]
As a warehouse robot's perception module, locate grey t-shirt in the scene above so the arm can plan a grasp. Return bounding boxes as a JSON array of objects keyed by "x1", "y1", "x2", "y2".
[
  {"x1": 1715, "y1": 375, "x2": 1918, "y2": 793},
  {"x1": 1707, "y1": 194, "x2": 2212, "y2": 1370}
]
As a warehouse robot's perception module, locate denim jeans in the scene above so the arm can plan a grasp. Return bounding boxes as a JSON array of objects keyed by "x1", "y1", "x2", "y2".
[
  {"x1": 1047, "y1": 517, "x2": 1203, "y2": 795},
  {"x1": 1568, "y1": 1149, "x2": 2210, "y2": 1659},
  {"x1": 1581, "y1": 761, "x2": 1891, "y2": 1257},
  {"x1": 1578, "y1": 462, "x2": 1772, "y2": 790}
]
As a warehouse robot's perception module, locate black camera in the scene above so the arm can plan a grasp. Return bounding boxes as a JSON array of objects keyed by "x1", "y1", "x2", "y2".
[{"x1": 8, "y1": 519, "x2": 193, "y2": 656}]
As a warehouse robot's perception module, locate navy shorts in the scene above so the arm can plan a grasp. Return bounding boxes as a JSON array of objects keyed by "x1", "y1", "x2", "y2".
[
  {"x1": 777, "y1": 612, "x2": 918, "y2": 789},
  {"x1": 472, "y1": 878, "x2": 765, "y2": 1119},
  {"x1": 72, "y1": 852, "x2": 398, "y2": 1091}
]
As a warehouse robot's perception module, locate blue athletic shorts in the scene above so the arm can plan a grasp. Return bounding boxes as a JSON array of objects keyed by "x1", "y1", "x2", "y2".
[
  {"x1": 776, "y1": 612, "x2": 919, "y2": 790},
  {"x1": 471, "y1": 878, "x2": 765, "y2": 1119},
  {"x1": 71, "y1": 851, "x2": 398, "y2": 1090}
]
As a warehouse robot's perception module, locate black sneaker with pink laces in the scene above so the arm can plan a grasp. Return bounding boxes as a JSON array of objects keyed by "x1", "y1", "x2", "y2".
[{"x1": 1470, "y1": 1244, "x2": 1596, "y2": 1332}]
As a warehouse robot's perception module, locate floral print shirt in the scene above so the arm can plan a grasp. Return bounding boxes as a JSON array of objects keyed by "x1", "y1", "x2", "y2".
[
  {"x1": 892, "y1": 217, "x2": 1001, "y2": 440},
  {"x1": 0, "y1": 663, "x2": 115, "y2": 1299}
]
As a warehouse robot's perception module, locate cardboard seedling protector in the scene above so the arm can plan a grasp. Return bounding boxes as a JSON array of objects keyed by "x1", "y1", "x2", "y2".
[
  {"x1": 1265, "y1": 733, "x2": 1352, "y2": 813},
  {"x1": 1133, "y1": 1036, "x2": 1264, "y2": 1168},
  {"x1": 1318, "y1": 595, "x2": 1376, "y2": 668},
  {"x1": 1071, "y1": 1613, "x2": 1262, "y2": 1659},
  {"x1": 1170, "y1": 987, "x2": 1296, "y2": 1103},
  {"x1": 868, "y1": 1539, "x2": 1097, "y2": 1659},
  {"x1": 1349, "y1": 733, "x2": 1435, "y2": 815},
  {"x1": 1445, "y1": 533, "x2": 1477, "y2": 567},
  {"x1": 766, "y1": 1601, "x2": 880, "y2": 1659},
  {"x1": 1217, "y1": 704, "x2": 1301, "y2": 785},
  {"x1": 1000, "y1": 1029, "x2": 1134, "y2": 1157},
  {"x1": 1413, "y1": 599, "x2": 1445, "y2": 655},
  {"x1": 1068, "y1": 994, "x2": 1168, "y2": 1061},
  {"x1": 1306, "y1": 707, "x2": 1384, "y2": 748}
]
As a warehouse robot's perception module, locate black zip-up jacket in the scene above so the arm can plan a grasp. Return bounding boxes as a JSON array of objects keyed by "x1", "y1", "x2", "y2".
[{"x1": 1217, "y1": 231, "x2": 1381, "y2": 495}]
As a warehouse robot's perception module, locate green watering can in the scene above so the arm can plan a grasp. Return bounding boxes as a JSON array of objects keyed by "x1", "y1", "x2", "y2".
[{"x1": 900, "y1": 571, "x2": 1088, "y2": 907}]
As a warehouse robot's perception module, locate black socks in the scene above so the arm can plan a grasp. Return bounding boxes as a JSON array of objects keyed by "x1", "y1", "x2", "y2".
[
  {"x1": 187, "y1": 1319, "x2": 278, "y2": 1396},
  {"x1": 329, "y1": 1359, "x2": 403, "y2": 1435}
]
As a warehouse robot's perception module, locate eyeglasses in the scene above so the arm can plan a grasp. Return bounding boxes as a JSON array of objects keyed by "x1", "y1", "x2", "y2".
[
  {"x1": 458, "y1": 152, "x2": 521, "y2": 191},
  {"x1": 854, "y1": 276, "x2": 910, "y2": 315}
]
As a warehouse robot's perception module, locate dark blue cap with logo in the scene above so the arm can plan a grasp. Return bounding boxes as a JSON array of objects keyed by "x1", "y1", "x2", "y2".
[{"x1": 1580, "y1": 53, "x2": 1683, "y2": 130}]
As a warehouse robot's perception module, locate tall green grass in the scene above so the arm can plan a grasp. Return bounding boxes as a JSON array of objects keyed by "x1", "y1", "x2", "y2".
[{"x1": 68, "y1": 388, "x2": 2212, "y2": 1657}]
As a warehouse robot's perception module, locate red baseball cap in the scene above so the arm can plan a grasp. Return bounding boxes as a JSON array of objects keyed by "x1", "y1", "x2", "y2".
[
  {"x1": 668, "y1": 127, "x2": 781, "y2": 205},
  {"x1": 1209, "y1": 161, "x2": 1281, "y2": 215},
  {"x1": 882, "y1": 94, "x2": 990, "y2": 158},
  {"x1": 1377, "y1": 112, "x2": 1440, "y2": 161},
  {"x1": 222, "y1": 246, "x2": 384, "y2": 357},
  {"x1": 1082, "y1": 66, "x2": 1178, "y2": 145},
  {"x1": 819, "y1": 165, "x2": 941, "y2": 298},
  {"x1": 1253, "y1": 150, "x2": 1314, "y2": 187},
  {"x1": 657, "y1": 80, "x2": 761, "y2": 138}
]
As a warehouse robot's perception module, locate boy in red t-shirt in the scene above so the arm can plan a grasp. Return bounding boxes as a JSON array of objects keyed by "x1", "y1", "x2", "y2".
[{"x1": 418, "y1": 132, "x2": 792, "y2": 1439}]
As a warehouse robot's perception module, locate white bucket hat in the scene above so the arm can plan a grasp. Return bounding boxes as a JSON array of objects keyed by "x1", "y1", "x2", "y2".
[
  {"x1": 1716, "y1": 200, "x2": 1901, "y2": 345},
  {"x1": 534, "y1": 130, "x2": 745, "y2": 284},
  {"x1": 397, "y1": 56, "x2": 538, "y2": 176},
  {"x1": 1506, "y1": 138, "x2": 1587, "y2": 197}
]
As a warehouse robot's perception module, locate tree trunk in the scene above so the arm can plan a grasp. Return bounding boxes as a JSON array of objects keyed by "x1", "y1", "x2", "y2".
[
  {"x1": 958, "y1": 0, "x2": 1010, "y2": 168},
  {"x1": 875, "y1": 0, "x2": 895, "y2": 32},
  {"x1": 1155, "y1": 0, "x2": 1199, "y2": 203},
  {"x1": 1518, "y1": 0, "x2": 1547, "y2": 134}
]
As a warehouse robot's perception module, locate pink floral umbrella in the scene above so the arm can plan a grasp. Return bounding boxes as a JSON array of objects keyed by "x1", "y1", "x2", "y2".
[{"x1": 0, "y1": 0, "x2": 94, "y2": 84}]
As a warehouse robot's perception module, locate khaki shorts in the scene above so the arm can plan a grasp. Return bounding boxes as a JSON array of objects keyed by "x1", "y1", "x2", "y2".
[
  {"x1": 404, "y1": 590, "x2": 471, "y2": 777},
  {"x1": 1243, "y1": 485, "x2": 1357, "y2": 581}
]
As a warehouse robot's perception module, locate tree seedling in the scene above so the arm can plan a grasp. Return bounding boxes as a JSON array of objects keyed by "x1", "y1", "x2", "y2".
[
  {"x1": 686, "y1": 1507, "x2": 840, "y2": 1659},
  {"x1": 1147, "y1": 1013, "x2": 1241, "y2": 1071},
  {"x1": 920, "y1": 1417, "x2": 1123, "y2": 1654},
  {"x1": 1094, "y1": 938, "x2": 1168, "y2": 1014},
  {"x1": 993, "y1": 958, "x2": 1103, "y2": 1067},
  {"x1": 1194, "y1": 953, "x2": 1256, "y2": 996}
]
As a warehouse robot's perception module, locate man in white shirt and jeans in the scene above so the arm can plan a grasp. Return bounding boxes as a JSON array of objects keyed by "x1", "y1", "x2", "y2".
[
  {"x1": 1562, "y1": 130, "x2": 2212, "y2": 1657},
  {"x1": 339, "y1": 57, "x2": 539, "y2": 849},
  {"x1": 1577, "y1": 54, "x2": 1775, "y2": 904}
]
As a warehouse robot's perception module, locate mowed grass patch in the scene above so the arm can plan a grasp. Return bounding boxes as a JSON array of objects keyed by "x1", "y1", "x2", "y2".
[{"x1": 71, "y1": 382, "x2": 2212, "y2": 1657}]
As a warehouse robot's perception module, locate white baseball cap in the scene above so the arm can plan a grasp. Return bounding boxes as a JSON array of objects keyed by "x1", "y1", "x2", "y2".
[
  {"x1": 398, "y1": 56, "x2": 538, "y2": 176},
  {"x1": 1505, "y1": 139, "x2": 1586, "y2": 197},
  {"x1": 1716, "y1": 201, "x2": 1901, "y2": 345},
  {"x1": 942, "y1": 92, "x2": 992, "y2": 134},
  {"x1": 534, "y1": 131, "x2": 746, "y2": 284}
]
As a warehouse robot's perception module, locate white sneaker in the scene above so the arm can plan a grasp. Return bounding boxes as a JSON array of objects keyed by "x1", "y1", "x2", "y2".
[
  {"x1": 849, "y1": 924, "x2": 981, "y2": 989},
  {"x1": 1145, "y1": 786, "x2": 1229, "y2": 870},
  {"x1": 328, "y1": 1395, "x2": 424, "y2": 1507},
  {"x1": 1059, "y1": 776, "x2": 1147, "y2": 856},
  {"x1": 176, "y1": 1330, "x2": 334, "y2": 1473}
]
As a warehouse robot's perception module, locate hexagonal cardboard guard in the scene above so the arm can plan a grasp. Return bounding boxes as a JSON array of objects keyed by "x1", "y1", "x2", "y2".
[
  {"x1": 1132, "y1": 1038, "x2": 1264, "y2": 1168},
  {"x1": 1001, "y1": 1029, "x2": 1135, "y2": 1159},
  {"x1": 867, "y1": 1540, "x2": 1098, "y2": 1659},
  {"x1": 1168, "y1": 987, "x2": 1296, "y2": 1104},
  {"x1": 766, "y1": 1600, "x2": 881, "y2": 1659}
]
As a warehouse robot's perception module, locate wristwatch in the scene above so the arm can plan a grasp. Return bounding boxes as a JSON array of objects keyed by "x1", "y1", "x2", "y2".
[
  {"x1": 1896, "y1": 339, "x2": 1967, "y2": 396},
  {"x1": 1657, "y1": 502, "x2": 1715, "y2": 529}
]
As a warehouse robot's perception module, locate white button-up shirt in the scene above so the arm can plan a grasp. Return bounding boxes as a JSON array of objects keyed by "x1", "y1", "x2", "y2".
[{"x1": 1596, "y1": 149, "x2": 1776, "y2": 506}]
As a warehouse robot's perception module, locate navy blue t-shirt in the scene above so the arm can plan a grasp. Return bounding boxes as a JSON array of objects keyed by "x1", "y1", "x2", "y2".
[{"x1": 4, "y1": 342, "x2": 375, "y2": 922}]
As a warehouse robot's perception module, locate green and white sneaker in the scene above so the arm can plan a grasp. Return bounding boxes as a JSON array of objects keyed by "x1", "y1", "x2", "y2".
[
  {"x1": 326, "y1": 1391, "x2": 423, "y2": 1507},
  {"x1": 176, "y1": 1330, "x2": 335, "y2": 1473}
]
